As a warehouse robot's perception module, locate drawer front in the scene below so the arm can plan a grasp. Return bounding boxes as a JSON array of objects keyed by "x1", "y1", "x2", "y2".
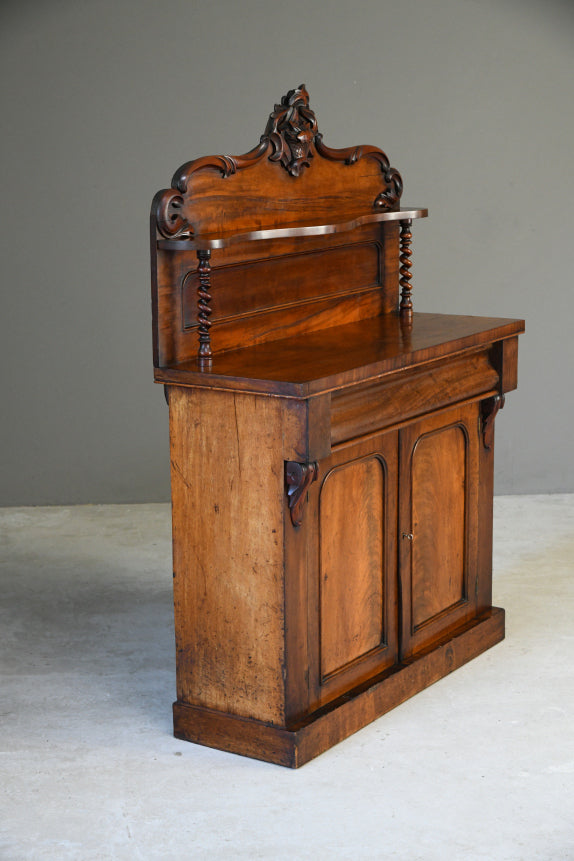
[{"x1": 330, "y1": 349, "x2": 499, "y2": 445}]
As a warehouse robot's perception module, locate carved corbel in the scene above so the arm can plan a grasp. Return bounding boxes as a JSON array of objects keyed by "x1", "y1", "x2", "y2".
[
  {"x1": 285, "y1": 461, "x2": 318, "y2": 527},
  {"x1": 481, "y1": 394, "x2": 505, "y2": 450}
]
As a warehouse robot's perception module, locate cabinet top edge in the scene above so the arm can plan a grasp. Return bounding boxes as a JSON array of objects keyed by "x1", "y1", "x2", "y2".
[{"x1": 155, "y1": 313, "x2": 524, "y2": 398}]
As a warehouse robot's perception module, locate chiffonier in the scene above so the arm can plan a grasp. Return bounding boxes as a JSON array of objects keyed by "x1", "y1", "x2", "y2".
[{"x1": 150, "y1": 86, "x2": 524, "y2": 767}]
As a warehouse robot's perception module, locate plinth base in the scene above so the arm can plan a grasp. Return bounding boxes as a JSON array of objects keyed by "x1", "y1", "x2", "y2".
[{"x1": 173, "y1": 607, "x2": 505, "y2": 768}]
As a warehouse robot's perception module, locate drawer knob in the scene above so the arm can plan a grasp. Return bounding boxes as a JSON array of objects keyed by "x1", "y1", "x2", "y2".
[{"x1": 402, "y1": 532, "x2": 414, "y2": 540}]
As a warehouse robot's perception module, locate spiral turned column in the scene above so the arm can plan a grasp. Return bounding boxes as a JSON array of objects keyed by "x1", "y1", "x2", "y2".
[
  {"x1": 197, "y1": 249, "x2": 213, "y2": 365},
  {"x1": 399, "y1": 219, "x2": 413, "y2": 320}
]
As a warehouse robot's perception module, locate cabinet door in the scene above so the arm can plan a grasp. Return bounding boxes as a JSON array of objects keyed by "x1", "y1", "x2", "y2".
[
  {"x1": 399, "y1": 402, "x2": 480, "y2": 660},
  {"x1": 309, "y1": 431, "x2": 399, "y2": 708}
]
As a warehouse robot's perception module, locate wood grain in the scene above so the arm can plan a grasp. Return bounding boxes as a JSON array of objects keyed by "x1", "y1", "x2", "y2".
[
  {"x1": 155, "y1": 313, "x2": 525, "y2": 398},
  {"x1": 173, "y1": 608, "x2": 505, "y2": 767},
  {"x1": 156, "y1": 207, "x2": 427, "y2": 250},
  {"x1": 182, "y1": 240, "x2": 382, "y2": 328},
  {"x1": 331, "y1": 349, "x2": 499, "y2": 443},
  {"x1": 308, "y1": 432, "x2": 399, "y2": 710},
  {"x1": 155, "y1": 85, "x2": 405, "y2": 241},
  {"x1": 153, "y1": 85, "x2": 522, "y2": 767},
  {"x1": 320, "y1": 456, "x2": 385, "y2": 678},
  {"x1": 399, "y1": 403, "x2": 480, "y2": 660},
  {"x1": 411, "y1": 424, "x2": 466, "y2": 627},
  {"x1": 169, "y1": 386, "x2": 286, "y2": 723},
  {"x1": 153, "y1": 223, "x2": 396, "y2": 366}
]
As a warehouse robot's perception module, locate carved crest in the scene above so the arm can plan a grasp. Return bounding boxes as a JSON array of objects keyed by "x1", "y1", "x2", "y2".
[
  {"x1": 263, "y1": 84, "x2": 318, "y2": 177},
  {"x1": 153, "y1": 85, "x2": 403, "y2": 238}
]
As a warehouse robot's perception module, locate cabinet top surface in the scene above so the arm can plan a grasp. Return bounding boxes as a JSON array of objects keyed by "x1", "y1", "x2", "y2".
[{"x1": 155, "y1": 312, "x2": 525, "y2": 397}]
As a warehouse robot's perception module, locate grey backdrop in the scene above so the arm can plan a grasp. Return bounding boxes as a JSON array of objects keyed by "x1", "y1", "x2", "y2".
[{"x1": 1, "y1": 0, "x2": 573, "y2": 505}]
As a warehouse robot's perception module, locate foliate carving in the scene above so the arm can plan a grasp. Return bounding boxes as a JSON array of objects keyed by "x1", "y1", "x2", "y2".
[
  {"x1": 263, "y1": 84, "x2": 318, "y2": 177},
  {"x1": 152, "y1": 86, "x2": 404, "y2": 238},
  {"x1": 285, "y1": 461, "x2": 318, "y2": 527},
  {"x1": 481, "y1": 394, "x2": 505, "y2": 449}
]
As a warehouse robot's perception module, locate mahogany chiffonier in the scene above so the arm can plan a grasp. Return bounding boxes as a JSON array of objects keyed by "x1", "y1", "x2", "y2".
[{"x1": 150, "y1": 85, "x2": 524, "y2": 767}]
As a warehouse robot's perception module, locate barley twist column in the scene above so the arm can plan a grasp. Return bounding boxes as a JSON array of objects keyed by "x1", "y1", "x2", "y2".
[
  {"x1": 399, "y1": 219, "x2": 413, "y2": 320},
  {"x1": 197, "y1": 249, "x2": 213, "y2": 365}
]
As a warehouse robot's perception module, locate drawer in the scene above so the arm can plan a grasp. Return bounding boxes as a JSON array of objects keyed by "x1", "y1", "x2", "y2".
[{"x1": 330, "y1": 349, "x2": 499, "y2": 445}]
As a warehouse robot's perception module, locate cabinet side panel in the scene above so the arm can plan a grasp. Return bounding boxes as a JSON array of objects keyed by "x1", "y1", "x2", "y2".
[
  {"x1": 411, "y1": 425, "x2": 467, "y2": 629},
  {"x1": 169, "y1": 386, "x2": 286, "y2": 723},
  {"x1": 319, "y1": 457, "x2": 385, "y2": 679}
]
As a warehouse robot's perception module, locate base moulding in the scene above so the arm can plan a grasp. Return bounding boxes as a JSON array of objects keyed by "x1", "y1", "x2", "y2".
[{"x1": 173, "y1": 607, "x2": 505, "y2": 768}]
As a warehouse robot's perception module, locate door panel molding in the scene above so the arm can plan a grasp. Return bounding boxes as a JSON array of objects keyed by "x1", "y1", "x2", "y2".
[{"x1": 399, "y1": 403, "x2": 480, "y2": 660}]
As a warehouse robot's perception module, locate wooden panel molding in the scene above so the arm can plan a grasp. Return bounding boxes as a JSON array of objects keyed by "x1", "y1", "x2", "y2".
[
  {"x1": 410, "y1": 423, "x2": 468, "y2": 630},
  {"x1": 399, "y1": 403, "x2": 480, "y2": 661},
  {"x1": 182, "y1": 240, "x2": 382, "y2": 329},
  {"x1": 319, "y1": 456, "x2": 385, "y2": 680}
]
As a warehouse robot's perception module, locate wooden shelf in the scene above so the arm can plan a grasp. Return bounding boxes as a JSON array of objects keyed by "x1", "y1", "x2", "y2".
[
  {"x1": 157, "y1": 206, "x2": 428, "y2": 251},
  {"x1": 154, "y1": 312, "x2": 524, "y2": 397}
]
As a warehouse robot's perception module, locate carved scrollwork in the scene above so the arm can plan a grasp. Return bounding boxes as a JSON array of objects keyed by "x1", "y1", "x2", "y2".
[
  {"x1": 153, "y1": 188, "x2": 191, "y2": 239},
  {"x1": 315, "y1": 137, "x2": 403, "y2": 210},
  {"x1": 481, "y1": 394, "x2": 505, "y2": 450},
  {"x1": 152, "y1": 86, "x2": 404, "y2": 239},
  {"x1": 172, "y1": 144, "x2": 269, "y2": 194},
  {"x1": 263, "y1": 84, "x2": 318, "y2": 177},
  {"x1": 285, "y1": 461, "x2": 318, "y2": 527}
]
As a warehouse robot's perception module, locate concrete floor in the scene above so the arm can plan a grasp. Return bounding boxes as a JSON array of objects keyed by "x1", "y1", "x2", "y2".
[{"x1": 1, "y1": 496, "x2": 573, "y2": 861}]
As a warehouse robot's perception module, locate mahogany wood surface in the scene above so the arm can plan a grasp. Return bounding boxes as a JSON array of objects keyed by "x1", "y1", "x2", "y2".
[
  {"x1": 154, "y1": 312, "x2": 524, "y2": 397},
  {"x1": 154, "y1": 223, "x2": 400, "y2": 366},
  {"x1": 320, "y1": 456, "x2": 386, "y2": 678},
  {"x1": 169, "y1": 386, "x2": 287, "y2": 723},
  {"x1": 152, "y1": 85, "x2": 524, "y2": 767},
  {"x1": 330, "y1": 349, "x2": 499, "y2": 443},
  {"x1": 153, "y1": 85, "x2": 404, "y2": 243},
  {"x1": 181, "y1": 239, "x2": 383, "y2": 328},
  {"x1": 399, "y1": 403, "x2": 480, "y2": 660},
  {"x1": 156, "y1": 207, "x2": 428, "y2": 250},
  {"x1": 173, "y1": 608, "x2": 505, "y2": 767},
  {"x1": 311, "y1": 432, "x2": 399, "y2": 708}
]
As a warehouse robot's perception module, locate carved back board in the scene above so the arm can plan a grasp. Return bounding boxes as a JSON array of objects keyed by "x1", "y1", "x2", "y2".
[{"x1": 151, "y1": 86, "x2": 409, "y2": 366}]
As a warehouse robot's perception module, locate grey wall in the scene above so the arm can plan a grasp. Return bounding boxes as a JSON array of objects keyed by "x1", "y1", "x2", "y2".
[{"x1": 1, "y1": 0, "x2": 573, "y2": 505}]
